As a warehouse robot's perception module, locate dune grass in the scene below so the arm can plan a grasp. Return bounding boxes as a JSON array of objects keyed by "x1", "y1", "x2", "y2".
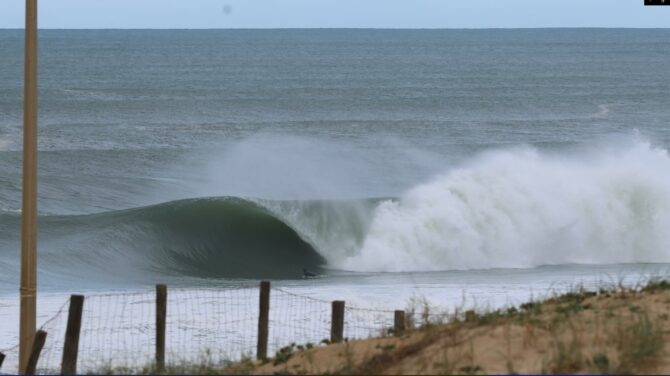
[{"x1": 92, "y1": 277, "x2": 670, "y2": 375}]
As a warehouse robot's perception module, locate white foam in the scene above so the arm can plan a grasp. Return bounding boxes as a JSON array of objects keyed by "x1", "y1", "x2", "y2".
[{"x1": 338, "y1": 139, "x2": 670, "y2": 272}]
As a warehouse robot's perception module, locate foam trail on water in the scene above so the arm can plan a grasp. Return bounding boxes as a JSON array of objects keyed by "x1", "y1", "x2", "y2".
[{"x1": 340, "y1": 140, "x2": 670, "y2": 272}]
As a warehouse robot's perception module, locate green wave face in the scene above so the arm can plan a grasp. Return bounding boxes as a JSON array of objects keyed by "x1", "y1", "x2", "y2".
[
  {"x1": 136, "y1": 198, "x2": 327, "y2": 278},
  {"x1": 0, "y1": 197, "x2": 331, "y2": 282}
]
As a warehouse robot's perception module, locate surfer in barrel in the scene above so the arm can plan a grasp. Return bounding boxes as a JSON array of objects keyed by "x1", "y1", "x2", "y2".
[{"x1": 303, "y1": 268, "x2": 318, "y2": 278}]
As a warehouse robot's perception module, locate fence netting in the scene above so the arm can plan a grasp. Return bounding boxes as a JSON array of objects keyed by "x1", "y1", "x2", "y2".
[{"x1": 0, "y1": 284, "x2": 415, "y2": 374}]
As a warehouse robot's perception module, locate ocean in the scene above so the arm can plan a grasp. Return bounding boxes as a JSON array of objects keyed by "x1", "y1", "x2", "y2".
[{"x1": 1, "y1": 29, "x2": 670, "y2": 359}]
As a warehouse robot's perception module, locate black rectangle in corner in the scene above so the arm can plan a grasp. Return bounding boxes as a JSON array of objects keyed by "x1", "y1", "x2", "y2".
[{"x1": 645, "y1": 0, "x2": 670, "y2": 5}]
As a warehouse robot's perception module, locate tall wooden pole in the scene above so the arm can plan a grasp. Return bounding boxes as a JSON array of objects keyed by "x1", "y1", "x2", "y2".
[{"x1": 20, "y1": 0, "x2": 38, "y2": 372}]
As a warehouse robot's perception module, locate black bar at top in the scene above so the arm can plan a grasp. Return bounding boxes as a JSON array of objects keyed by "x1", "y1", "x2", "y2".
[{"x1": 645, "y1": 0, "x2": 670, "y2": 5}]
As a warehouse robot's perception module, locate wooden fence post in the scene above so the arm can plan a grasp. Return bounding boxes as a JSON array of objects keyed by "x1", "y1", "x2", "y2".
[
  {"x1": 61, "y1": 294, "x2": 84, "y2": 375},
  {"x1": 156, "y1": 284, "x2": 167, "y2": 371},
  {"x1": 394, "y1": 310, "x2": 406, "y2": 335},
  {"x1": 257, "y1": 281, "x2": 270, "y2": 360},
  {"x1": 24, "y1": 329, "x2": 47, "y2": 375},
  {"x1": 0, "y1": 351, "x2": 5, "y2": 370},
  {"x1": 331, "y1": 300, "x2": 345, "y2": 343}
]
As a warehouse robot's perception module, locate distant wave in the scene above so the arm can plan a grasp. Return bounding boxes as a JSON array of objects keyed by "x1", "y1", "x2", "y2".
[{"x1": 595, "y1": 104, "x2": 610, "y2": 117}]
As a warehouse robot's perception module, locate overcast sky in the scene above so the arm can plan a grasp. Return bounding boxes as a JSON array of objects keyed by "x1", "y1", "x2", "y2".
[{"x1": 1, "y1": 0, "x2": 668, "y2": 29}]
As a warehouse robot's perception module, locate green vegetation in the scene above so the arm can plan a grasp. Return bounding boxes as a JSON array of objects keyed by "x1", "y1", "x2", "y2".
[
  {"x1": 641, "y1": 278, "x2": 670, "y2": 293},
  {"x1": 273, "y1": 343, "x2": 297, "y2": 365},
  {"x1": 589, "y1": 353, "x2": 609, "y2": 374},
  {"x1": 616, "y1": 311, "x2": 664, "y2": 372}
]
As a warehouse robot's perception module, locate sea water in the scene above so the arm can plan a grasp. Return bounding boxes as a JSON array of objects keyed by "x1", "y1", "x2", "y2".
[{"x1": 1, "y1": 29, "x2": 670, "y2": 364}]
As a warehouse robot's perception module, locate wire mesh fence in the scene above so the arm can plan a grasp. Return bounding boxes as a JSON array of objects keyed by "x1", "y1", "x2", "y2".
[{"x1": 0, "y1": 283, "x2": 422, "y2": 374}]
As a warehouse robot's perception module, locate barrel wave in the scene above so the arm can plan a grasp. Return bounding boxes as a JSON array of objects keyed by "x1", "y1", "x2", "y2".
[
  {"x1": 2, "y1": 139, "x2": 670, "y2": 286},
  {"x1": 0, "y1": 198, "x2": 330, "y2": 284}
]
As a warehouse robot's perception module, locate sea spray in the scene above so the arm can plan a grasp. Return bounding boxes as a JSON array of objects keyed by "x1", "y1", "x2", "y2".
[{"x1": 340, "y1": 140, "x2": 670, "y2": 271}]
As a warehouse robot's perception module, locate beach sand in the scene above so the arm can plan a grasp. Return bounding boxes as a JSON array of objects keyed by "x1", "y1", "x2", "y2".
[{"x1": 237, "y1": 282, "x2": 670, "y2": 375}]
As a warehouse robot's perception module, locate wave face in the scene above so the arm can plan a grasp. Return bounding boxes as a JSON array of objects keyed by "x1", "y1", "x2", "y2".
[
  {"x1": 0, "y1": 198, "x2": 329, "y2": 281},
  {"x1": 340, "y1": 140, "x2": 670, "y2": 271}
]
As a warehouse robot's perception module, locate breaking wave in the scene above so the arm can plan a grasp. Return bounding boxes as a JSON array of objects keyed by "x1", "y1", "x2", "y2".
[
  {"x1": 2, "y1": 139, "x2": 670, "y2": 281},
  {"x1": 341, "y1": 140, "x2": 670, "y2": 271}
]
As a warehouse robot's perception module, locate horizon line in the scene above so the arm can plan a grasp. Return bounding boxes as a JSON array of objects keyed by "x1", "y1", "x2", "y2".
[{"x1": 1, "y1": 26, "x2": 670, "y2": 31}]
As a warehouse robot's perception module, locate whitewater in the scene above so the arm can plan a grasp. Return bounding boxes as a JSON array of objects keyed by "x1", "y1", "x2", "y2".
[{"x1": 339, "y1": 140, "x2": 670, "y2": 272}]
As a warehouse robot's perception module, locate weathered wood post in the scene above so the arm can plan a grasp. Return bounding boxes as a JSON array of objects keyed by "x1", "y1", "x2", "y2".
[
  {"x1": 61, "y1": 294, "x2": 84, "y2": 375},
  {"x1": 25, "y1": 329, "x2": 47, "y2": 375},
  {"x1": 156, "y1": 284, "x2": 167, "y2": 371},
  {"x1": 19, "y1": 0, "x2": 39, "y2": 370},
  {"x1": 0, "y1": 351, "x2": 5, "y2": 370},
  {"x1": 257, "y1": 281, "x2": 270, "y2": 360},
  {"x1": 331, "y1": 300, "x2": 345, "y2": 343},
  {"x1": 394, "y1": 310, "x2": 406, "y2": 335}
]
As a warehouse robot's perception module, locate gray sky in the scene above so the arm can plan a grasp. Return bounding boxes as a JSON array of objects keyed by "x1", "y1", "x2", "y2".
[{"x1": 1, "y1": 0, "x2": 668, "y2": 29}]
